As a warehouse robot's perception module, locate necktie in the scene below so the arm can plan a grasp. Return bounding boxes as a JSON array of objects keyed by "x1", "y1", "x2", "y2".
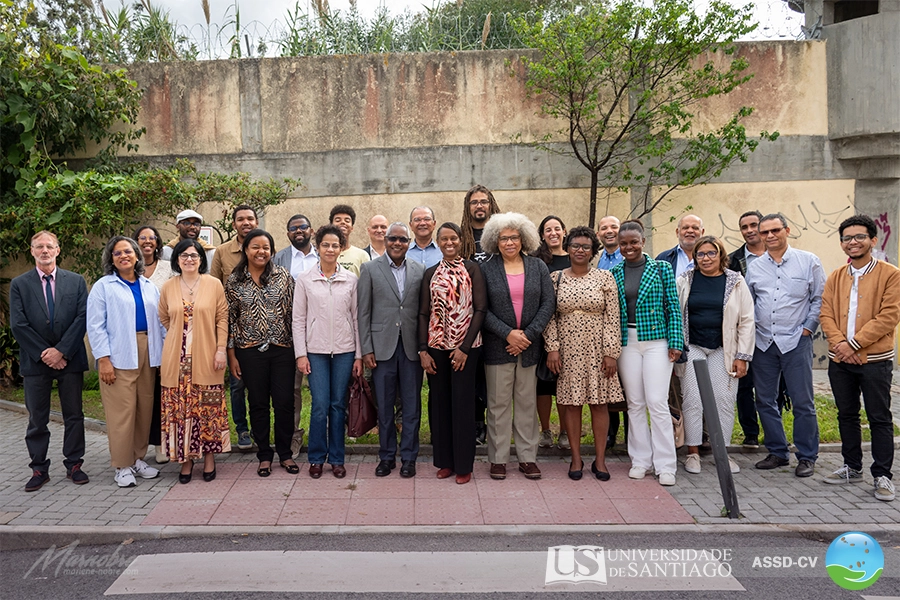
[{"x1": 44, "y1": 274, "x2": 55, "y2": 324}]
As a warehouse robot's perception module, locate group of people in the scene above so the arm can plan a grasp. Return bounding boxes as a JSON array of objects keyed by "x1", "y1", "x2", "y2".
[{"x1": 12, "y1": 185, "x2": 898, "y2": 504}]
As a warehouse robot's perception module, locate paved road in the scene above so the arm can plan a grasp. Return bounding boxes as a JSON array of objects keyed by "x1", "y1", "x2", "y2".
[{"x1": 3, "y1": 531, "x2": 899, "y2": 599}]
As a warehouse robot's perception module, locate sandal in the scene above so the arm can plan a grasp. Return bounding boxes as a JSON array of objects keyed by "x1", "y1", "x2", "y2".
[
  {"x1": 280, "y1": 460, "x2": 300, "y2": 474},
  {"x1": 257, "y1": 462, "x2": 272, "y2": 477}
]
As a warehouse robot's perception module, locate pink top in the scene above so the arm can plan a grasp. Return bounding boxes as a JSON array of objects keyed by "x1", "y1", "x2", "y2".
[{"x1": 507, "y1": 273, "x2": 525, "y2": 328}]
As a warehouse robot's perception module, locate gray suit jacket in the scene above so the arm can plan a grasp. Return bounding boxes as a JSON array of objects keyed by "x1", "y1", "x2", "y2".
[
  {"x1": 358, "y1": 254, "x2": 425, "y2": 362},
  {"x1": 10, "y1": 268, "x2": 89, "y2": 377},
  {"x1": 272, "y1": 246, "x2": 292, "y2": 271}
]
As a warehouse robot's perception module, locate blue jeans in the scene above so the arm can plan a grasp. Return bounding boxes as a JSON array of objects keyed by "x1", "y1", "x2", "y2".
[
  {"x1": 752, "y1": 335, "x2": 819, "y2": 462},
  {"x1": 307, "y1": 352, "x2": 355, "y2": 465}
]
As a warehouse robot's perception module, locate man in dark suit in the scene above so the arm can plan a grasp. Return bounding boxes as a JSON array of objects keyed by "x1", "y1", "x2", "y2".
[
  {"x1": 358, "y1": 223, "x2": 426, "y2": 477},
  {"x1": 10, "y1": 231, "x2": 90, "y2": 491}
]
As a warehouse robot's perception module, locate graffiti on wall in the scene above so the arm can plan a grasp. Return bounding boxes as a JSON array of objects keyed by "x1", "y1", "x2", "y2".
[
  {"x1": 875, "y1": 212, "x2": 892, "y2": 252},
  {"x1": 713, "y1": 202, "x2": 852, "y2": 249}
]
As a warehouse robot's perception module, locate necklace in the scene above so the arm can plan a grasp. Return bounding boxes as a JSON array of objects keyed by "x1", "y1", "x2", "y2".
[{"x1": 181, "y1": 277, "x2": 199, "y2": 296}]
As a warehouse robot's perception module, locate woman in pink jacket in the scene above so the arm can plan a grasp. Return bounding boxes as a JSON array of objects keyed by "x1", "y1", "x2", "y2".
[{"x1": 293, "y1": 225, "x2": 363, "y2": 479}]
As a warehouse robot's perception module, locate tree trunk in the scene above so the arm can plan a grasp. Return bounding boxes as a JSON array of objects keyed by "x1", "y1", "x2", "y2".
[{"x1": 588, "y1": 169, "x2": 599, "y2": 229}]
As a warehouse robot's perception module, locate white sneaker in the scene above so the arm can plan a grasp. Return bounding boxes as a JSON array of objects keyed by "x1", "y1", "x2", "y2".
[
  {"x1": 154, "y1": 445, "x2": 169, "y2": 464},
  {"x1": 658, "y1": 472, "x2": 676, "y2": 486},
  {"x1": 628, "y1": 466, "x2": 648, "y2": 480},
  {"x1": 684, "y1": 454, "x2": 701, "y2": 474},
  {"x1": 729, "y1": 457, "x2": 741, "y2": 474},
  {"x1": 133, "y1": 458, "x2": 160, "y2": 479},
  {"x1": 115, "y1": 467, "x2": 136, "y2": 488},
  {"x1": 874, "y1": 476, "x2": 895, "y2": 502}
]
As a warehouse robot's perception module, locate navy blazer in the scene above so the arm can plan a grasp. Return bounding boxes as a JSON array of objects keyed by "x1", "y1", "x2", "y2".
[
  {"x1": 655, "y1": 246, "x2": 679, "y2": 272},
  {"x1": 480, "y1": 255, "x2": 556, "y2": 367},
  {"x1": 10, "y1": 268, "x2": 89, "y2": 376}
]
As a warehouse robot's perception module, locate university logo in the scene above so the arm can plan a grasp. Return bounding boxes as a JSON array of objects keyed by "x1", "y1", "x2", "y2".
[
  {"x1": 825, "y1": 532, "x2": 884, "y2": 591},
  {"x1": 544, "y1": 545, "x2": 607, "y2": 585}
]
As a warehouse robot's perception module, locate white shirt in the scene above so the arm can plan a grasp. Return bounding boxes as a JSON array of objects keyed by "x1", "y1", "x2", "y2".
[
  {"x1": 846, "y1": 257, "x2": 876, "y2": 340},
  {"x1": 290, "y1": 245, "x2": 318, "y2": 280}
]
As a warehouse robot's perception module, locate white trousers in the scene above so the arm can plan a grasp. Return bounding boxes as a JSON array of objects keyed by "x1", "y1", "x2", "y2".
[
  {"x1": 680, "y1": 345, "x2": 737, "y2": 447},
  {"x1": 618, "y1": 328, "x2": 676, "y2": 475}
]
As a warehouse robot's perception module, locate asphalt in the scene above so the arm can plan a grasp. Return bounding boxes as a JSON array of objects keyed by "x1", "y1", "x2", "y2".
[{"x1": 1, "y1": 368, "x2": 898, "y2": 551}]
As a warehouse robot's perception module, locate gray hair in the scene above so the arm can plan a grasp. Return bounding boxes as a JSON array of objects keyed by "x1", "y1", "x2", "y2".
[
  {"x1": 760, "y1": 212, "x2": 788, "y2": 229},
  {"x1": 388, "y1": 222, "x2": 411, "y2": 237},
  {"x1": 676, "y1": 214, "x2": 703, "y2": 229},
  {"x1": 409, "y1": 206, "x2": 435, "y2": 222},
  {"x1": 101, "y1": 236, "x2": 145, "y2": 277},
  {"x1": 481, "y1": 212, "x2": 541, "y2": 255}
]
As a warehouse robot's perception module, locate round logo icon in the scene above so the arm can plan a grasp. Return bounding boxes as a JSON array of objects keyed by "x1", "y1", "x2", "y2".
[{"x1": 826, "y1": 531, "x2": 884, "y2": 590}]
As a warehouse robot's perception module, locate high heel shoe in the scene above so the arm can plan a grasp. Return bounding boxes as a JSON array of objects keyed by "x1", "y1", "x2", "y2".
[
  {"x1": 202, "y1": 463, "x2": 216, "y2": 482},
  {"x1": 568, "y1": 460, "x2": 584, "y2": 481},
  {"x1": 179, "y1": 459, "x2": 193, "y2": 484},
  {"x1": 591, "y1": 460, "x2": 610, "y2": 481}
]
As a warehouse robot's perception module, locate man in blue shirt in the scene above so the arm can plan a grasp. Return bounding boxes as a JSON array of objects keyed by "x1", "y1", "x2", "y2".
[
  {"x1": 745, "y1": 213, "x2": 826, "y2": 478},
  {"x1": 656, "y1": 214, "x2": 704, "y2": 277},
  {"x1": 406, "y1": 206, "x2": 442, "y2": 268},
  {"x1": 596, "y1": 215, "x2": 623, "y2": 270}
]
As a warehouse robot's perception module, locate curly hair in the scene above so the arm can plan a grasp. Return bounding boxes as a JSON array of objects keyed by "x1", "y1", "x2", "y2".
[
  {"x1": 838, "y1": 214, "x2": 877, "y2": 238},
  {"x1": 315, "y1": 224, "x2": 346, "y2": 248},
  {"x1": 564, "y1": 226, "x2": 601, "y2": 259},
  {"x1": 480, "y1": 212, "x2": 540, "y2": 255},
  {"x1": 459, "y1": 184, "x2": 501, "y2": 259},
  {"x1": 101, "y1": 236, "x2": 145, "y2": 277},
  {"x1": 132, "y1": 225, "x2": 163, "y2": 262}
]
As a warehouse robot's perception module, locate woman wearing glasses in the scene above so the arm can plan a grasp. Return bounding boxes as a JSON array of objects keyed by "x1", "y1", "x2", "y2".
[
  {"x1": 158, "y1": 239, "x2": 230, "y2": 483},
  {"x1": 676, "y1": 236, "x2": 755, "y2": 475},
  {"x1": 87, "y1": 236, "x2": 166, "y2": 488},
  {"x1": 226, "y1": 229, "x2": 298, "y2": 477}
]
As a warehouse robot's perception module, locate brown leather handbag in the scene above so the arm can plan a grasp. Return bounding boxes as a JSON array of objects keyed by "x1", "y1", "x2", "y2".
[{"x1": 347, "y1": 373, "x2": 377, "y2": 437}]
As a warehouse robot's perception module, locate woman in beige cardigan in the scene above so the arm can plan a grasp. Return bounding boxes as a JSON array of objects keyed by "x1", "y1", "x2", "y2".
[{"x1": 158, "y1": 239, "x2": 230, "y2": 483}]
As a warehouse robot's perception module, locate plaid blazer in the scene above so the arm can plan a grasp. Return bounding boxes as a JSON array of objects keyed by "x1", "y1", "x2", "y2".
[{"x1": 611, "y1": 254, "x2": 684, "y2": 349}]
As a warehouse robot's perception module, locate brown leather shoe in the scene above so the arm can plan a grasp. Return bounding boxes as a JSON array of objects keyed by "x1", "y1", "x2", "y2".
[
  {"x1": 489, "y1": 463, "x2": 506, "y2": 480},
  {"x1": 309, "y1": 463, "x2": 323, "y2": 479},
  {"x1": 455, "y1": 473, "x2": 471, "y2": 484},
  {"x1": 436, "y1": 468, "x2": 454, "y2": 479},
  {"x1": 332, "y1": 464, "x2": 347, "y2": 478},
  {"x1": 519, "y1": 462, "x2": 542, "y2": 479}
]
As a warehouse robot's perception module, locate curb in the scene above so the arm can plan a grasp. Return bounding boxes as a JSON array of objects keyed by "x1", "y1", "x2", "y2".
[{"x1": 4, "y1": 523, "x2": 900, "y2": 551}]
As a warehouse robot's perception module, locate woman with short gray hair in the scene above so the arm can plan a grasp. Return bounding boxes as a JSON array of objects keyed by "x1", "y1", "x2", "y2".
[{"x1": 479, "y1": 213, "x2": 556, "y2": 480}]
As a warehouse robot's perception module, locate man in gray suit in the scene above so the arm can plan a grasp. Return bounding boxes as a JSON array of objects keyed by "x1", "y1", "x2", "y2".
[
  {"x1": 10, "y1": 231, "x2": 90, "y2": 491},
  {"x1": 358, "y1": 223, "x2": 425, "y2": 477}
]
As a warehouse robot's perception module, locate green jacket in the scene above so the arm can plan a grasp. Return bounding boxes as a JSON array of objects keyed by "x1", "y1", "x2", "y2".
[{"x1": 611, "y1": 253, "x2": 684, "y2": 350}]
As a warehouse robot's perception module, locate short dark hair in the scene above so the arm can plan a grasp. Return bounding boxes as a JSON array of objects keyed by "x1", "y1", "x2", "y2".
[
  {"x1": 619, "y1": 219, "x2": 645, "y2": 237},
  {"x1": 287, "y1": 214, "x2": 311, "y2": 229},
  {"x1": 838, "y1": 214, "x2": 877, "y2": 238},
  {"x1": 564, "y1": 226, "x2": 600, "y2": 259},
  {"x1": 329, "y1": 205, "x2": 356, "y2": 225},
  {"x1": 232, "y1": 229, "x2": 276, "y2": 286},
  {"x1": 132, "y1": 225, "x2": 163, "y2": 261},
  {"x1": 436, "y1": 222, "x2": 463, "y2": 239},
  {"x1": 315, "y1": 224, "x2": 346, "y2": 247},
  {"x1": 738, "y1": 210, "x2": 763, "y2": 223},
  {"x1": 171, "y1": 238, "x2": 209, "y2": 275},
  {"x1": 759, "y1": 213, "x2": 788, "y2": 229},
  {"x1": 232, "y1": 204, "x2": 257, "y2": 222},
  {"x1": 101, "y1": 236, "x2": 144, "y2": 276}
]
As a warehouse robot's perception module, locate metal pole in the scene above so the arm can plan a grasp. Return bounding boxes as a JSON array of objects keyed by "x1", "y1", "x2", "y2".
[{"x1": 693, "y1": 358, "x2": 741, "y2": 519}]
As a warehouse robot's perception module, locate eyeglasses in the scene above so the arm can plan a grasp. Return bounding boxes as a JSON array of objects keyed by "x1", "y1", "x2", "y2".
[
  {"x1": 840, "y1": 233, "x2": 870, "y2": 243},
  {"x1": 569, "y1": 243, "x2": 592, "y2": 251},
  {"x1": 411, "y1": 217, "x2": 433, "y2": 224},
  {"x1": 288, "y1": 224, "x2": 311, "y2": 232},
  {"x1": 759, "y1": 227, "x2": 784, "y2": 237},
  {"x1": 386, "y1": 236, "x2": 410, "y2": 243},
  {"x1": 696, "y1": 250, "x2": 719, "y2": 259},
  {"x1": 112, "y1": 249, "x2": 135, "y2": 258},
  {"x1": 469, "y1": 199, "x2": 490, "y2": 207},
  {"x1": 179, "y1": 221, "x2": 201, "y2": 228},
  {"x1": 499, "y1": 235, "x2": 521, "y2": 244},
  {"x1": 179, "y1": 253, "x2": 201, "y2": 261},
  {"x1": 137, "y1": 235, "x2": 157, "y2": 242}
]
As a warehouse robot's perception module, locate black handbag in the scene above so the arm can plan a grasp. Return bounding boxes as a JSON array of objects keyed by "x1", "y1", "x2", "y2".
[{"x1": 536, "y1": 271, "x2": 562, "y2": 382}]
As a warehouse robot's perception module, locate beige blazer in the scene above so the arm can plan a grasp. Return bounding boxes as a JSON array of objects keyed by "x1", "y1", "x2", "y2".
[{"x1": 158, "y1": 274, "x2": 228, "y2": 387}]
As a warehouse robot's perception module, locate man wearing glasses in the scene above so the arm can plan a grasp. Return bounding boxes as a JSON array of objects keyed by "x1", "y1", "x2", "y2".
[
  {"x1": 745, "y1": 212, "x2": 826, "y2": 478},
  {"x1": 161, "y1": 209, "x2": 216, "y2": 263},
  {"x1": 406, "y1": 206, "x2": 441, "y2": 268},
  {"x1": 820, "y1": 214, "x2": 899, "y2": 502},
  {"x1": 274, "y1": 214, "x2": 318, "y2": 458}
]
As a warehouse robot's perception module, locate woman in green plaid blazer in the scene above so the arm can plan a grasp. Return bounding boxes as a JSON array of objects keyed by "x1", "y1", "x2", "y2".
[{"x1": 610, "y1": 220, "x2": 684, "y2": 486}]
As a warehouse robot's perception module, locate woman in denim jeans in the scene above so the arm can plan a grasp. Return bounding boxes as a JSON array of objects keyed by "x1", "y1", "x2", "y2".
[{"x1": 293, "y1": 225, "x2": 363, "y2": 479}]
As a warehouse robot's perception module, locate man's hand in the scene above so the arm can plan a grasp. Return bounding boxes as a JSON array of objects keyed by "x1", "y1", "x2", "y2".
[
  {"x1": 41, "y1": 347, "x2": 64, "y2": 367},
  {"x1": 363, "y1": 353, "x2": 377, "y2": 370},
  {"x1": 832, "y1": 341, "x2": 863, "y2": 365}
]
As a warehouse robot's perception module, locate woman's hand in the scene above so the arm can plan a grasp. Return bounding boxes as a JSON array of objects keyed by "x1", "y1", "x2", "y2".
[
  {"x1": 731, "y1": 359, "x2": 748, "y2": 378},
  {"x1": 296, "y1": 356, "x2": 311, "y2": 375},
  {"x1": 547, "y1": 350, "x2": 562, "y2": 375},
  {"x1": 352, "y1": 359, "x2": 363, "y2": 378},
  {"x1": 98, "y1": 357, "x2": 116, "y2": 385},
  {"x1": 668, "y1": 348, "x2": 682, "y2": 363},
  {"x1": 506, "y1": 330, "x2": 531, "y2": 355},
  {"x1": 420, "y1": 351, "x2": 436, "y2": 375},
  {"x1": 214, "y1": 349, "x2": 227, "y2": 371},
  {"x1": 601, "y1": 355, "x2": 618, "y2": 378},
  {"x1": 449, "y1": 348, "x2": 468, "y2": 372}
]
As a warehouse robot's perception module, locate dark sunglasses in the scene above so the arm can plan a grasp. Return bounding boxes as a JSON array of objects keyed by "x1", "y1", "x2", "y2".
[{"x1": 386, "y1": 235, "x2": 410, "y2": 243}]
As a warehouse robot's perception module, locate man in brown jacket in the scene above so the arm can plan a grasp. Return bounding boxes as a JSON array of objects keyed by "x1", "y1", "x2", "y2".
[{"x1": 820, "y1": 214, "x2": 900, "y2": 502}]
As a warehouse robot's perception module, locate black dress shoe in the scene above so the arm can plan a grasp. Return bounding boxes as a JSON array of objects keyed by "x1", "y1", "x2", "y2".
[
  {"x1": 179, "y1": 472, "x2": 192, "y2": 484},
  {"x1": 755, "y1": 454, "x2": 789, "y2": 470},
  {"x1": 66, "y1": 464, "x2": 89, "y2": 485},
  {"x1": 202, "y1": 469, "x2": 216, "y2": 482},
  {"x1": 568, "y1": 460, "x2": 584, "y2": 481},
  {"x1": 591, "y1": 460, "x2": 611, "y2": 481},
  {"x1": 375, "y1": 459, "x2": 396, "y2": 477},
  {"x1": 399, "y1": 461, "x2": 416, "y2": 478},
  {"x1": 25, "y1": 470, "x2": 50, "y2": 492},
  {"x1": 795, "y1": 459, "x2": 815, "y2": 478}
]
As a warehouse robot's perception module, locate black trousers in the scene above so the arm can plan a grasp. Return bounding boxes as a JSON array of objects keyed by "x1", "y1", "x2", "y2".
[
  {"x1": 828, "y1": 359, "x2": 894, "y2": 479},
  {"x1": 24, "y1": 371, "x2": 85, "y2": 472},
  {"x1": 235, "y1": 345, "x2": 295, "y2": 463},
  {"x1": 735, "y1": 362, "x2": 760, "y2": 440},
  {"x1": 427, "y1": 347, "x2": 480, "y2": 476},
  {"x1": 148, "y1": 372, "x2": 162, "y2": 446}
]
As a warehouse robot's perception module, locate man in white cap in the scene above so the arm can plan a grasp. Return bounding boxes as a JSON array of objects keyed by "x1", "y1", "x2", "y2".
[{"x1": 161, "y1": 209, "x2": 216, "y2": 263}]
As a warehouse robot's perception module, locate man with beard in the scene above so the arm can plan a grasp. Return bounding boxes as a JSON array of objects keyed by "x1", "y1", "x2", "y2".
[
  {"x1": 331, "y1": 204, "x2": 370, "y2": 276},
  {"x1": 274, "y1": 214, "x2": 318, "y2": 458},
  {"x1": 406, "y1": 206, "x2": 442, "y2": 268},
  {"x1": 161, "y1": 209, "x2": 216, "y2": 263},
  {"x1": 364, "y1": 215, "x2": 389, "y2": 259}
]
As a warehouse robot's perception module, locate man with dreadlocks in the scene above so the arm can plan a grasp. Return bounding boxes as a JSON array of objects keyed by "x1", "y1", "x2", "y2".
[{"x1": 459, "y1": 184, "x2": 501, "y2": 445}]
